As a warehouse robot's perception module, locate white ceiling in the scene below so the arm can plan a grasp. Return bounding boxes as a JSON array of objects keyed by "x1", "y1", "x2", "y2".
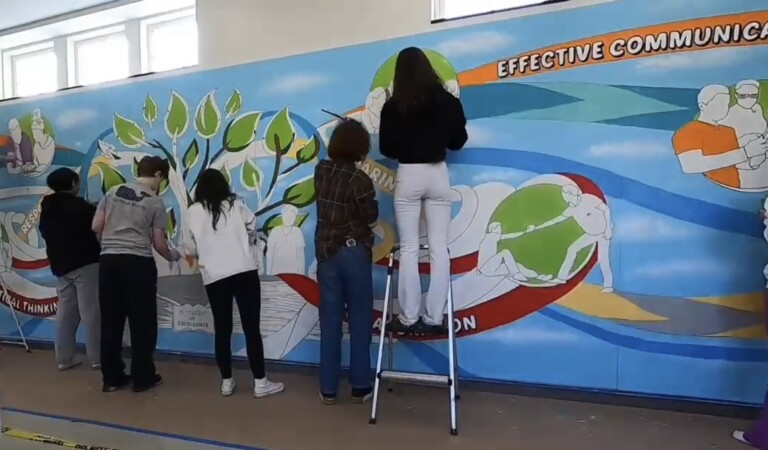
[{"x1": 0, "y1": 0, "x2": 127, "y2": 32}]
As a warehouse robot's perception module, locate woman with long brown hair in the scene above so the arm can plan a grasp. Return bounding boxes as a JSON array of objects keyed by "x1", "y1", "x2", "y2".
[{"x1": 379, "y1": 47, "x2": 468, "y2": 336}]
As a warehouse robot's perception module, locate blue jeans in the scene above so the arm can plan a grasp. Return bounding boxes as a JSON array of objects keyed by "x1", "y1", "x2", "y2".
[{"x1": 318, "y1": 245, "x2": 374, "y2": 396}]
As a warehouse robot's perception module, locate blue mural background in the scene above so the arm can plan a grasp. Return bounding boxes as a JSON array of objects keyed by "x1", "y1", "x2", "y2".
[{"x1": 1, "y1": 0, "x2": 768, "y2": 406}]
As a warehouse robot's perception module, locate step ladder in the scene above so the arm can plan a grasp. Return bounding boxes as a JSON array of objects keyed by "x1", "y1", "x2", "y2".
[
  {"x1": 369, "y1": 244, "x2": 459, "y2": 435},
  {"x1": 0, "y1": 282, "x2": 31, "y2": 352}
]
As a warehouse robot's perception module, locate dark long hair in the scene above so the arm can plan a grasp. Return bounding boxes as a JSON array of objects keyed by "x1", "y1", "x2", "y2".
[
  {"x1": 391, "y1": 47, "x2": 443, "y2": 112},
  {"x1": 194, "y1": 168, "x2": 237, "y2": 230}
]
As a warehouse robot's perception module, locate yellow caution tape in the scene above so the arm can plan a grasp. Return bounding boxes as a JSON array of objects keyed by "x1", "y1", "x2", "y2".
[{"x1": 2, "y1": 426, "x2": 120, "y2": 450}]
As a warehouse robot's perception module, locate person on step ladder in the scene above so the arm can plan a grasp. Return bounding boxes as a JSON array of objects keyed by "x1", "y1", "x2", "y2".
[{"x1": 379, "y1": 47, "x2": 468, "y2": 337}]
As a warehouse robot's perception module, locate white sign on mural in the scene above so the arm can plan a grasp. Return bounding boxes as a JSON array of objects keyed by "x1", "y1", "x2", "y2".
[{"x1": 172, "y1": 304, "x2": 214, "y2": 334}]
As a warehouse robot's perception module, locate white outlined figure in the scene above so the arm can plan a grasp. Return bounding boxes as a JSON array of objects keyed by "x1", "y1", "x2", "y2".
[
  {"x1": 763, "y1": 196, "x2": 768, "y2": 286},
  {"x1": 26, "y1": 111, "x2": 55, "y2": 177},
  {"x1": 7, "y1": 118, "x2": 30, "y2": 174},
  {"x1": 0, "y1": 222, "x2": 14, "y2": 302},
  {"x1": 722, "y1": 80, "x2": 768, "y2": 189},
  {"x1": 722, "y1": 80, "x2": 767, "y2": 148},
  {"x1": 531, "y1": 184, "x2": 614, "y2": 292},
  {"x1": 673, "y1": 84, "x2": 768, "y2": 191},
  {"x1": 477, "y1": 222, "x2": 542, "y2": 282},
  {"x1": 255, "y1": 236, "x2": 266, "y2": 275},
  {"x1": 266, "y1": 205, "x2": 306, "y2": 275},
  {"x1": 361, "y1": 85, "x2": 390, "y2": 134}
]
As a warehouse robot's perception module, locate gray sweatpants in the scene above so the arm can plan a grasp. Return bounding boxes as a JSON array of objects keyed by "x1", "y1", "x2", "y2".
[{"x1": 54, "y1": 263, "x2": 100, "y2": 365}]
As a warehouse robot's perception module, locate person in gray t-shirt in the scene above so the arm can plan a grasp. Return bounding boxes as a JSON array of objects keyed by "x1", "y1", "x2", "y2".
[
  {"x1": 98, "y1": 182, "x2": 168, "y2": 257},
  {"x1": 91, "y1": 156, "x2": 179, "y2": 393}
]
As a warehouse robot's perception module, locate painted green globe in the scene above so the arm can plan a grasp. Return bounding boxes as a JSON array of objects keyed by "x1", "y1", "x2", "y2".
[
  {"x1": 489, "y1": 184, "x2": 595, "y2": 287},
  {"x1": 370, "y1": 49, "x2": 458, "y2": 91}
]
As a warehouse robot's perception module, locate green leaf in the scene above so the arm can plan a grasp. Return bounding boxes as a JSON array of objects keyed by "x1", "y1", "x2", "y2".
[
  {"x1": 194, "y1": 90, "x2": 221, "y2": 139},
  {"x1": 94, "y1": 162, "x2": 126, "y2": 194},
  {"x1": 113, "y1": 113, "x2": 146, "y2": 148},
  {"x1": 143, "y1": 95, "x2": 158, "y2": 126},
  {"x1": 225, "y1": 88, "x2": 242, "y2": 118},
  {"x1": 223, "y1": 112, "x2": 262, "y2": 152},
  {"x1": 165, "y1": 207, "x2": 177, "y2": 238},
  {"x1": 240, "y1": 158, "x2": 262, "y2": 191},
  {"x1": 164, "y1": 91, "x2": 189, "y2": 139},
  {"x1": 265, "y1": 107, "x2": 295, "y2": 154},
  {"x1": 159, "y1": 177, "x2": 170, "y2": 196},
  {"x1": 263, "y1": 213, "x2": 308, "y2": 236},
  {"x1": 183, "y1": 139, "x2": 200, "y2": 170},
  {"x1": 282, "y1": 176, "x2": 315, "y2": 208},
  {"x1": 131, "y1": 157, "x2": 140, "y2": 179},
  {"x1": 296, "y1": 135, "x2": 320, "y2": 164},
  {"x1": 219, "y1": 164, "x2": 232, "y2": 185}
]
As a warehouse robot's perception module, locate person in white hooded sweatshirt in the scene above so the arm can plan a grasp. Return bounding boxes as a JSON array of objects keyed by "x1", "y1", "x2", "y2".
[
  {"x1": 379, "y1": 47, "x2": 468, "y2": 336},
  {"x1": 182, "y1": 168, "x2": 284, "y2": 398}
]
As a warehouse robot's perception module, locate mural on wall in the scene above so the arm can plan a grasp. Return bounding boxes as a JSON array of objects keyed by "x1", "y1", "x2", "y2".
[{"x1": 2, "y1": 0, "x2": 768, "y2": 405}]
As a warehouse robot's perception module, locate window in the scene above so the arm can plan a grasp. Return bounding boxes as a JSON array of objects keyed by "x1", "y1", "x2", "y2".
[
  {"x1": 434, "y1": 0, "x2": 551, "y2": 21},
  {"x1": 0, "y1": 4, "x2": 198, "y2": 98},
  {"x1": 2, "y1": 43, "x2": 58, "y2": 97},
  {"x1": 68, "y1": 26, "x2": 129, "y2": 86},
  {"x1": 141, "y1": 10, "x2": 198, "y2": 73}
]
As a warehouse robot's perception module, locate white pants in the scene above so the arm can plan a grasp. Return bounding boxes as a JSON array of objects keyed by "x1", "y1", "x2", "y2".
[{"x1": 394, "y1": 162, "x2": 452, "y2": 326}]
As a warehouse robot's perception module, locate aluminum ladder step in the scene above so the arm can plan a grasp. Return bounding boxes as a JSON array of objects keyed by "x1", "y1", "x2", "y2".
[
  {"x1": 370, "y1": 244, "x2": 459, "y2": 436},
  {"x1": 379, "y1": 370, "x2": 452, "y2": 387}
]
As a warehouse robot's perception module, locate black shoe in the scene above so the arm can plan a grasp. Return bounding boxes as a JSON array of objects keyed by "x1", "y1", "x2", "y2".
[
  {"x1": 351, "y1": 387, "x2": 373, "y2": 404},
  {"x1": 385, "y1": 319, "x2": 411, "y2": 336},
  {"x1": 102, "y1": 374, "x2": 131, "y2": 393},
  {"x1": 132, "y1": 374, "x2": 163, "y2": 393},
  {"x1": 409, "y1": 320, "x2": 433, "y2": 337}
]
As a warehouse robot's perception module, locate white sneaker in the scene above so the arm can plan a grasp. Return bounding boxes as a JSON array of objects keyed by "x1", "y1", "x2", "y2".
[
  {"x1": 732, "y1": 430, "x2": 751, "y2": 446},
  {"x1": 254, "y1": 377, "x2": 284, "y2": 398},
  {"x1": 57, "y1": 360, "x2": 82, "y2": 371},
  {"x1": 221, "y1": 378, "x2": 236, "y2": 397}
]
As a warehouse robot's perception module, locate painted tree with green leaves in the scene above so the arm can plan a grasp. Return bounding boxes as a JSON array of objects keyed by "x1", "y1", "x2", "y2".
[{"x1": 96, "y1": 89, "x2": 320, "y2": 246}]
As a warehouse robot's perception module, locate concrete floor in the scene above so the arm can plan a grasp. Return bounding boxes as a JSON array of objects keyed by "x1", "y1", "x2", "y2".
[
  {"x1": 3, "y1": 411, "x2": 245, "y2": 449},
  {"x1": 0, "y1": 347, "x2": 754, "y2": 450}
]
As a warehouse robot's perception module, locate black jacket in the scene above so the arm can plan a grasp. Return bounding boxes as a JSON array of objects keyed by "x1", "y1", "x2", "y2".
[
  {"x1": 39, "y1": 192, "x2": 101, "y2": 277},
  {"x1": 379, "y1": 88, "x2": 468, "y2": 164}
]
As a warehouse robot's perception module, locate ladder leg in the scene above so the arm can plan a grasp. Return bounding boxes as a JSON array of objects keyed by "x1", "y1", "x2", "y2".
[
  {"x1": 370, "y1": 252, "x2": 395, "y2": 425},
  {"x1": 386, "y1": 278, "x2": 395, "y2": 392},
  {"x1": 447, "y1": 275, "x2": 458, "y2": 435},
  {"x1": 450, "y1": 278, "x2": 459, "y2": 401},
  {"x1": 3, "y1": 281, "x2": 29, "y2": 352}
]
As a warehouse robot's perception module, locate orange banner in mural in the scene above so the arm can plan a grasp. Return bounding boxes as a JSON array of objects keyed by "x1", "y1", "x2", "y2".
[{"x1": 459, "y1": 11, "x2": 768, "y2": 86}]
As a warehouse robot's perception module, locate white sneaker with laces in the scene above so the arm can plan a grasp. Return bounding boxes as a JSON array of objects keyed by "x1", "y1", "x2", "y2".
[
  {"x1": 254, "y1": 377, "x2": 284, "y2": 398},
  {"x1": 221, "y1": 378, "x2": 236, "y2": 397}
]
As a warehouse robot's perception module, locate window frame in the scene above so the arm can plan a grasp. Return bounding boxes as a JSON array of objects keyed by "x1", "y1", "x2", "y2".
[
  {"x1": 66, "y1": 24, "x2": 129, "y2": 87},
  {"x1": 0, "y1": 4, "x2": 197, "y2": 99},
  {"x1": 432, "y1": 0, "x2": 569, "y2": 23},
  {"x1": 139, "y1": 8, "x2": 198, "y2": 74},
  {"x1": 2, "y1": 41, "x2": 58, "y2": 98}
]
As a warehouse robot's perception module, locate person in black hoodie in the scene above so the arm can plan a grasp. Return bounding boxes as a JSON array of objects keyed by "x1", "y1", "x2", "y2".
[
  {"x1": 379, "y1": 47, "x2": 468, "y2": 337},
  {"x1": 39, "y1": 168, "x2": 101, "y2": 371}
]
